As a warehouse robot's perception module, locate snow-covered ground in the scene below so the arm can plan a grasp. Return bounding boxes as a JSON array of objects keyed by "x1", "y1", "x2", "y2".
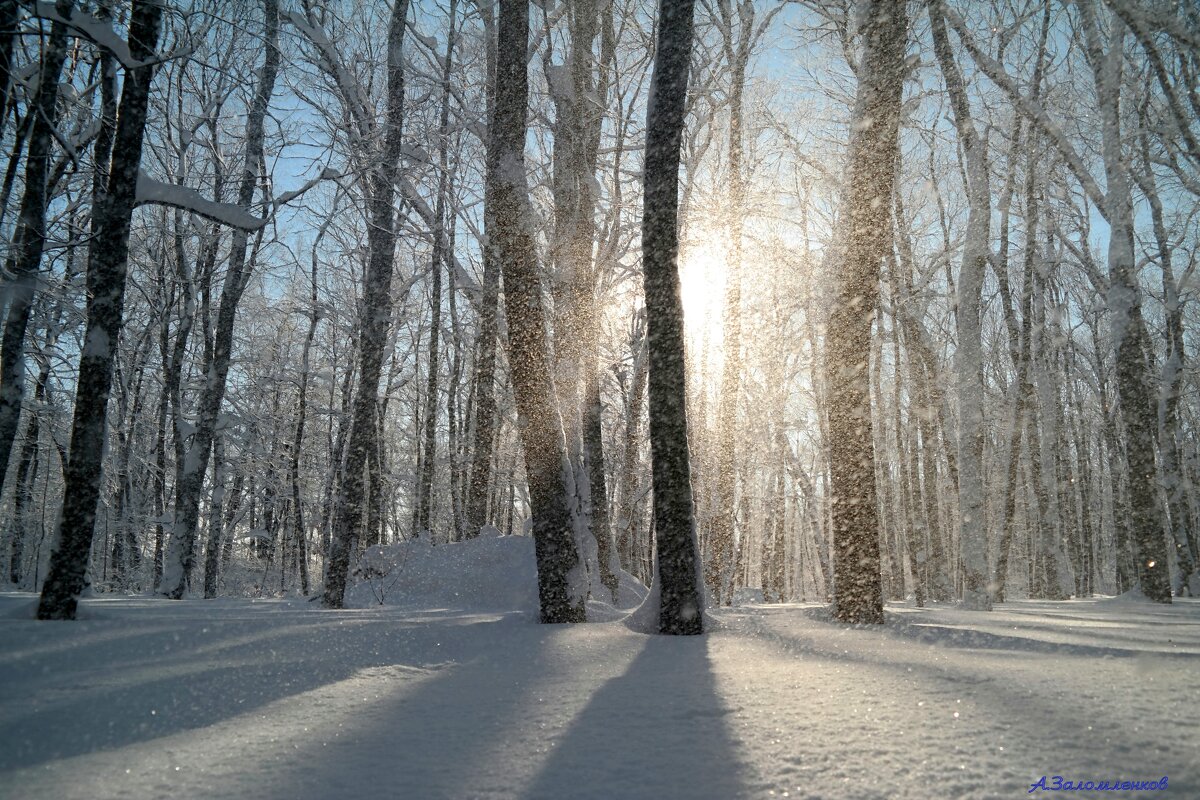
[{"x1": 2, "y1": 540, "x2": 1197, "y2": 799}]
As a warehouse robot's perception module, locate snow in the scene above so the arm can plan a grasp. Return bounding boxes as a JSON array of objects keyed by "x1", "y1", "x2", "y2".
[
  {"x1": 135, "y1": 173, "x2": 267, "y2": 232},
  {"x1": 344, "y1": 530, "x2": 647, "y2": 614},
  {"x1": 31, "y1": 2, "x2": 139, "y2": 70},
  {"x1": 2, "y1": 574, "x2": 1197, "y2": 799}
]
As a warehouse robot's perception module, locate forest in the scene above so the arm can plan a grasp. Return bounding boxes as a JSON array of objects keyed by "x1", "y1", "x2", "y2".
[
  {"x1": 2, "y1": 0, "x2": 1197, "y2": 624},
  {"x1": 2, "y1": 0, "x2": 1199, "y2": 797},
  {"x1": 0, "y1": 0, "x2": 1195, "y2": 623}
]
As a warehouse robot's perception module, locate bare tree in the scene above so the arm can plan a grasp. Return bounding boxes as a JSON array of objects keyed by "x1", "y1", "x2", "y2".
[
  {"x1": 322, "y1": 0, "x2": 412, "y2": 608},
  {"x1": 37, "y1": 0, "x2": 163, "y2": 620},
  {"x1": 642, "y1": 0, "x2": 704, "y2": 635},
  {"x1": 490, "y1": 0, "x2": 585, "y2": 624},
  {"x1": 824, "y1": 0, "x2": 907, "y2": 624},
  {"x1": 161, "y1": 0, "x2": 281, "y2": 599}
]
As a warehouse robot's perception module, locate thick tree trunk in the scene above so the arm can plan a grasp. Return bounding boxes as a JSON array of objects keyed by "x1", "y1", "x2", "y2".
[
  {"x1": 1080, "y1": 4, "x2": 1171, "y2": 602},
  {"x1": 825, "y1": 0, "x2": 906, "y2": 625},
  {"x1": 642, "y1": 0, "x2": 703, "y2": 635},
  {"x1": 36, "y1": 0, "x2": 162, "y2": 620},
  {"x1": 490, "y1": 0, "x2": 584, "y2": 624}
]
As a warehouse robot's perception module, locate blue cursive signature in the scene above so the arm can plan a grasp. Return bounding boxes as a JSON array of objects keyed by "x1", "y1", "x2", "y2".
[{"x1": 1030, "y1": 776, "x2": 1168, "y2": 792}]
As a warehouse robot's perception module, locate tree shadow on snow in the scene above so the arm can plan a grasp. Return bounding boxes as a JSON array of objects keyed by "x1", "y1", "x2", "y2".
[
  {"x1": 215, "y1": 618, "x2": 641, "y2": 799},
  {"x1": 751, "y1": 607, "x2": 1197, "y2": 795},
  {"x1": 519, "y1": 635, "x2": 747, "y2": 800},
  {"x1": 0, "y1": 609, "x2": 508, "y2": 774},
  {"x1": 879, "y1": 608, "x2": 1198, "y2": 660}
]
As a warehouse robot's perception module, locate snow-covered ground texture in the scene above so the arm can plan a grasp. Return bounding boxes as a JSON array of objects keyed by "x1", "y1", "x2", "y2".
[{"x1": 1, "y1": 564, "x2": 1197, "y2": 799}]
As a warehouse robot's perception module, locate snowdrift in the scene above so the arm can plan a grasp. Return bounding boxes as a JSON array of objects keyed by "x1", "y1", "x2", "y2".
[{"x1": 344, "y1": 529, "x2": 647, "y2": 614}]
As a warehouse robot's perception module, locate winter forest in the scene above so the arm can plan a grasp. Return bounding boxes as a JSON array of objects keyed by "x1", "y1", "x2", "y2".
[{"x1": 2, "y1": 0, "x2": 1198, "y2": 797}]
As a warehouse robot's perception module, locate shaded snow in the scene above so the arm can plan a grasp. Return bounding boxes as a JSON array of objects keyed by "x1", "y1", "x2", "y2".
[
  {"x1": 1, "y1": 594, "x2": 1196, "y2": 799},
  {"x1": 344, "y1": 531, "x2": 647, "y2": 615}
]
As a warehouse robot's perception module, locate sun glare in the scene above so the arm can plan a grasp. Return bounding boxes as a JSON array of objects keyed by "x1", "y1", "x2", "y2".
[{"x1": 678, "y1": 234, "x2": 729, "y2": 346}]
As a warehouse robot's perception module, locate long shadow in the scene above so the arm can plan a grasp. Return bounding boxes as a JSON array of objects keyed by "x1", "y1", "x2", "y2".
[
  {"x1": 520, "y1": 635, "x2": 747, "y2": 800},
  {"x1": 0, "y1": 608, "x2": 516, "y2": 773},
  {"x1": 749, "y1": 608, "x2": 1198, "y2": 795},
  {"x1": 881, "y1": 608, "x2": 1199, "y2": 659},
  {"x1": 215, "y1": 620, "x2": 630, "y2": 799}
]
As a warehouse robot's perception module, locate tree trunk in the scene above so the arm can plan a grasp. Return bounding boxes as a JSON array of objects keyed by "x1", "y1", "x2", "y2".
[
  {"x1": 0, "y1": 2, "x2": 70, "y2": 498},
  {"x1": 466, "y1": 0, "x2": 500, "y2": 539},
  {"x1": 416, "y1": 0, "x2": 458, "y2": 538},
  {"x1": 323, "y1": 0, "x2": 410, "y2": 607},
  {"x1": 1080, "y1": 3, "x2": 1170, "y2": 602},
  {"x1": 161, "y1": 0, "x2": 281, "y2": 599},
  {"x1": 824, "y1": 0, "x2": 906, "y2": 624},
  {"x1": 37, "y1": 0, "x2": 163, "y2": 620},
  {"x1": 708, "y1": 1, "x2": 753, "y2": 606},
  {"x1": 642, "y1": 0, "x2": 703, "y2": 635},
  {"x1": 490, "y1": 0, "x2": 584, "y2": 625},
  {"x1": 930, "y1": 0, "x2": 991, "y2": 610}
]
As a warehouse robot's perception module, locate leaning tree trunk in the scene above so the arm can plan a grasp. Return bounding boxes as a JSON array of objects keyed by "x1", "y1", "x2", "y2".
[
  {"x1": 641, "y1": 0, "x2": 704, "y2": 635},
  {"x1": 161, "y1": 0, "x2": 280, "y2": 599},
  {"x1": 490, "y1": 0, "x2": 584, "y2": 624},
  {"x1": 37, "y1": 0, "x2": 163, "y2": 620},
  {"x1": 322, "y1": 0, "x2": 411, "y2": 608},
  {"x1": 825, "y1": 0, "x2": 907, "y2": 625}
]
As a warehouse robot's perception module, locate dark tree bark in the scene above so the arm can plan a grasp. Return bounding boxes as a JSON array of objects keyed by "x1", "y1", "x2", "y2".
[
  {"x1": 642, "y1": 0, "x2": 703, "y2": 635},
  {"x1": 490, "y1": 0, "x2": 584, "y2": 624},
  {"x1": 825, "y1": 0, "x2": 907, "y2": 625},
  {"x1": 0, "y1": 2, "x2": 70, "y2": 499},
  {"x1": 466, "y1": 0, "x2": 499, "y2": 539},
  {"x1": 1078, "y1": 2, "x2": 1170, "y2": 603},
  {"x1": 161, "y1": 0, "x2": 280, "y2": 599},
  {"x1": 37, "y1": 0, "x2": 163, "y2": 620},
  {"x1": 0, "y1": 0, "x2": 19, "y2": 141},
  {"x1": 323, "y1": 0, "x2": 411, "y2": 607}
]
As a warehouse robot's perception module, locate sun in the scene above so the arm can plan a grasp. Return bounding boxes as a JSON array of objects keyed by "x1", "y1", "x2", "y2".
[{"x1": 678, "y1": 233, "x2": 729, "y2": 346}]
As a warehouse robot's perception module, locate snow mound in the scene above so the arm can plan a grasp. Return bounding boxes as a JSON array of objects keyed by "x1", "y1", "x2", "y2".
[{"x1": 344, "y1": 533, "x2": 647, "y2": 615}]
